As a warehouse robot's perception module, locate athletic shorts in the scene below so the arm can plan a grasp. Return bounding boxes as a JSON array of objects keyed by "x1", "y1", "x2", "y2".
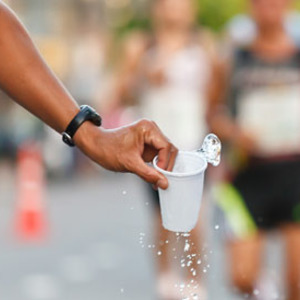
[{"x1": 215, "y1": 159, "x2": 300, "y2": 238}]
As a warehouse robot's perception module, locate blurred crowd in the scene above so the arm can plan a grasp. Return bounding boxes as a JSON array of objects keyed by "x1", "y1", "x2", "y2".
[{"x1": 2, "y1": 0, "x2": 300, "y2": 299}]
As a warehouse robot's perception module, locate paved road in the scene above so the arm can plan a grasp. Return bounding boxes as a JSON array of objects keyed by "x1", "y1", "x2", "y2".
[{"x1": 0, "y1": 165, "x2": 284, "y2": 300}]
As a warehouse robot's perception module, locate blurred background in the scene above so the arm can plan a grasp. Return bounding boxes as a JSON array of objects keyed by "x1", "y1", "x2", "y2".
[{"x1": 1, "y1": 0, "x2": 300, "y2": 299}]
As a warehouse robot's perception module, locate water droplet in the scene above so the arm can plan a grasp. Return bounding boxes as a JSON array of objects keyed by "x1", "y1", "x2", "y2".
[
  {"x1": 184, "y1": 241, "x2": 190, "y2": 252},
  {"x1": 157, "y1": 251, "x2": 162, "y2": 256},
  {"x1": 187, "y1": 260, "x2": 193, "y2": 267},
  {"x1": 203, "y1": 268, "x2": 207, "y2": 273},
  {"x1": 122, "y1": 191, "x2": 127, "y2": 195},
  {"x1": 254, "y1": 289, "x2": 259, "y2": 296},
  {"x1": 120, "y1": 288, "x2": 124, "y2": 293},
  {"x1": 215, "y1": 224, "x2": 220, "y2": 230},
  {"x1": 197, "y1": 259, "x2": 201, "y2": 265},
  {"x1": 182, "y1": 233, "x2": 191, "y2": 237}
]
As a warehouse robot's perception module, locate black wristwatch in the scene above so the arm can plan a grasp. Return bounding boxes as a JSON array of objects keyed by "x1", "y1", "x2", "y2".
[{"x1": 62, "y1": 105, "x2": 102, "y2": 147}]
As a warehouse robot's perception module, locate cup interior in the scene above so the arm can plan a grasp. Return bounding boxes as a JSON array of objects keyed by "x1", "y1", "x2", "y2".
[{"x1": 153, "y1": 151, "x2": 207, "y2": 177}]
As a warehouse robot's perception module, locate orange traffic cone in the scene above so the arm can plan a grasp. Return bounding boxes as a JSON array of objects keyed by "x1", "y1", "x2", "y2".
[{"x1": 15, "y1": 142, "x2": 48, "y2": 241}]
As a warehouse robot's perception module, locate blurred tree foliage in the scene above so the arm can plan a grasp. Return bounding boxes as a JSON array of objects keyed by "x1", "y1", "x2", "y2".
[
  {"x1": 117, "y1": 0, "x2": 300, "y2": 35},
  {"x1": 196, "y1": 0, "x2": 247, "y2": 30}
]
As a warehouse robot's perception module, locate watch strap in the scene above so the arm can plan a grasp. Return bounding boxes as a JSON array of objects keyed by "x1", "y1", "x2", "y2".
[{"x1": 62, "y1": 105, "x2": 101, "y2": 147}]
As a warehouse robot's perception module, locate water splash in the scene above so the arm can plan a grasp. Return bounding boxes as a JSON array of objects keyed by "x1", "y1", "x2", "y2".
[{"x1": 197, "y1": 133, "x2": 222, "y2": 166}]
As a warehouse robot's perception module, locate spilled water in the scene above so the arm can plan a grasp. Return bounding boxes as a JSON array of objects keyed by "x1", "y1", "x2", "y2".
[{"x1": 137, "y1": 229, "x2": 216, "y2": 300}]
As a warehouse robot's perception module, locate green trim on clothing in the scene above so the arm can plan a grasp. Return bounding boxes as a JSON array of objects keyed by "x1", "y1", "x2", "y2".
[
  {"x1": 293, "y1": 203, "x2": 300, "y2": 222},
  {"x1": 214, "y1": 183, "x2": 257, "y2": 238}
]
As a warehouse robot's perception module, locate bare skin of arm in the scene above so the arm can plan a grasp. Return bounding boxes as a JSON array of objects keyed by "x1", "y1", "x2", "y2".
[{"x1": 0, "y1": 3, "x2": 177, "y2": 189}]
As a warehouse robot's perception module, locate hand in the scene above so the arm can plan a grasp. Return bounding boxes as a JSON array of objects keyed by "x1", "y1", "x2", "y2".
[{"x1": 74, "y1": 119, "x2": 178, "y2": 189}]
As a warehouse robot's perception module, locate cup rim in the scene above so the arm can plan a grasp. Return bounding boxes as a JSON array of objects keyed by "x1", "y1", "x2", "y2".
[{"x1": 153, "y1": 151, "x2": 208, "y2": 177}]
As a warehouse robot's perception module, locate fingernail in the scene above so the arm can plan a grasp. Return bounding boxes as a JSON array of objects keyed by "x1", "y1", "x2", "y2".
[{"x1": 157, "y1": 179, "x2": 168, "y2": 190}]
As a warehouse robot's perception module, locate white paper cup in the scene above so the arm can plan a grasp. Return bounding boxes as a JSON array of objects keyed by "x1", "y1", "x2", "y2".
[{"x1": 153, "y1": 151, "x2": 208, "y2": 232}]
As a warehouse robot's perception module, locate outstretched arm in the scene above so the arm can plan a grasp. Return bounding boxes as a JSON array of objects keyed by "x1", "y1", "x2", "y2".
[{"x1": 0, "y1": 2, "x2": 177, "y2": 189}]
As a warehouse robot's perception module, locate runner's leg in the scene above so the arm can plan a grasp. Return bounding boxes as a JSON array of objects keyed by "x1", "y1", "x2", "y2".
[
  {"x1": 281, "y1": 224, "x2": 300, "y2": 300},
  {"x1": 227, "y1": 233, "x2": 264, "y2": 295}
]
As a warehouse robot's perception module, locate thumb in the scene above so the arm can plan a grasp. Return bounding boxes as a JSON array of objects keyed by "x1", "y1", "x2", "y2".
[{"x1": 131, "y1": 157, "x2": 168, "y2": 189}]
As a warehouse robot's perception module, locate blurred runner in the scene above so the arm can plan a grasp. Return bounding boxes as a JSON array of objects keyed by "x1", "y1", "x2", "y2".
[
  {"x1": 209, "y1": 0, "x2": 300, "y2": 299},
  {"x1": 107, "y1": 0, "x2": 217, "y2": 298},
  {"x1": 226, "y1": 10, "x2": 300, "y2": 47},
  {"x1": 0, "y1": 1, "x2": 177, "y2": 190}
]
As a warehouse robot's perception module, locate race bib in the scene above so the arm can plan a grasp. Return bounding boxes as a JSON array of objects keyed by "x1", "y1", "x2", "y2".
[{"x1": 237, "y1": 85, "x2": 300, "y2": 156}]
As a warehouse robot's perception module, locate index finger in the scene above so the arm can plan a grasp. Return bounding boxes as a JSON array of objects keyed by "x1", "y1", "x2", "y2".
[{"x1": 143, "y1": 121, "x2": 178, "y2": 171}]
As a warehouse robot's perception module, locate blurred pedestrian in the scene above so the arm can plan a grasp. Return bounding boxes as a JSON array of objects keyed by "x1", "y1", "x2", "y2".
[
  {"x1": 209, "y1": 0, "x2": 300, "y2": 299},
  {"x1": 108, "y1": 0, "x2": 218, "y2": 298},
  {"x1": 226, "y1": 10, "x2": 300, "y2": 47}
]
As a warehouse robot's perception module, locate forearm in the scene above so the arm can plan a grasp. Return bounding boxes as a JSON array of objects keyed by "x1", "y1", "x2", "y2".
[{"x1": 0, "y1": 2, "x2": 79, "y2": 133}]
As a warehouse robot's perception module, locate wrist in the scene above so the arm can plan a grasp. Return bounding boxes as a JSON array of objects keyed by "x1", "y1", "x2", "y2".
[
  {"x1": 73, "y1": 123, "x2": 120, "y2": 171},
  {"x1": 62, "y1": 105, "x2": 102, "y2": 147},
  {"x1": 73, "y1": 121, "x2": 104, "y2": 151}
]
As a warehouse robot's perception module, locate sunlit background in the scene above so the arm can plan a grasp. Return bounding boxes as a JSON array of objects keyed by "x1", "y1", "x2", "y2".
[{"x1": 1, "y1": 0, "x2": 300, "y2": 299}]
